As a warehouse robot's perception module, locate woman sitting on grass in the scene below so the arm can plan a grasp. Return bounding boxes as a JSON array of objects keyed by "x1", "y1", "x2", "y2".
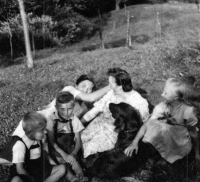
[{"x1": 81, "y1": 68, "x2": 150, "y2": 158}]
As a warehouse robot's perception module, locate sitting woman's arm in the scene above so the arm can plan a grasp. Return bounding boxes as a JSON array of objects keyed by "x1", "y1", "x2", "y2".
[
  {"x1": 188, "y1": 125, "x2": 200, "y2": 161},
  {"x1": 124, "y1": 123, "x2": 147, "y2": 156},
  {"x1": 184, "y1": 107, "x2": 200, "y2": 161},
  {"x1": 46, "y1": 86, "x2": 110, "y2": 109},
  {"x1": 76, "y1": 86, "x2": 110, "y2": 102},
  {"x1": 81, "y1": 107, "x2": 101, "y2": 125}
]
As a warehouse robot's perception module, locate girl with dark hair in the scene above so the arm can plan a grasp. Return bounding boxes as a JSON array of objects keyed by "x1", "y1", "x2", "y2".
[{"x1": 81, "y1": 68, "x2": 149, "y2": 158}]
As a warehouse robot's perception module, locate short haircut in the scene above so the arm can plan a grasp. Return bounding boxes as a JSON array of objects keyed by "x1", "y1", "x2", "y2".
[
  {"x1": 56, "y1": 91, "x2": 74, "y2": 105},
  {"x1": 76, "y1": 74, "x2": 96, "y2": 90},
  {"x1": 22, "y1": 112, "x2": 47, "y2": 134},
  {"x1": 107, "y1": 68, "x2": 133, "y2": 92}
]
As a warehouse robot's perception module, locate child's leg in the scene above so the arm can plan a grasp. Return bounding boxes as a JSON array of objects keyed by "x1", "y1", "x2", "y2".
[
  {"x1": 44, "y1": 164, "x2": 66, "y2": 182},
  {"x1": 72, "y1": 161, "x2": 84, "y2": 177},
  {"x1": 72, "y1": 161, "x2": 88, "y2": 182},
  {"x1": 63, "y1": 163, "x2": 80, "y2": 182},
  {"x1": 11, "y1": 176, "x2": 23, "y2": 182}
]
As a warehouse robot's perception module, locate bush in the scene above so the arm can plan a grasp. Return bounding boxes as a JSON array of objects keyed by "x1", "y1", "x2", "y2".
[{"x1": 53, "y1": 6, "x2": 95, "y2": 44}]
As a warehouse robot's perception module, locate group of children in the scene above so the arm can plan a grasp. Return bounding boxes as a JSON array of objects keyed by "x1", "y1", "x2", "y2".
[
  {"x1": 0, "y1": 71, "x2": 200, "y2": 182},
  {"x1": 0, "y1": 74, "x2": 110, "y2": 182}
]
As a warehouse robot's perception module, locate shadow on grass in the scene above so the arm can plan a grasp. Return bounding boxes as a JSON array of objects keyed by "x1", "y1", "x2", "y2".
[
  {"x1": 0, "y1": 48, "x2": 59, "y2": 68},
  {"x1": 81, "y1": 34, "x2": 150, "y2": 51}
]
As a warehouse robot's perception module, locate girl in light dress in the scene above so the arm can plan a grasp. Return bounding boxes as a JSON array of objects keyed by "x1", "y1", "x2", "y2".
[
  {"x1": 125, "y1": 77, "x2": 200, "y2": 164},
  {"x1": 81, "y1": 68, "x2": 150, "y2": 158}
]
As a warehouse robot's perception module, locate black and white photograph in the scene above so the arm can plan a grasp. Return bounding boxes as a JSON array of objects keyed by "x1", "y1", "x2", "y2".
[{"x1": 0, "y1": 0, "x2": 200, "y2": 182}]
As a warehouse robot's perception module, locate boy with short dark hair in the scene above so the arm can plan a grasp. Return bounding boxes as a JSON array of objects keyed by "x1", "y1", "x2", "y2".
[{"x1": 45, "y1": 91, "x2": 87, "y2": 181}]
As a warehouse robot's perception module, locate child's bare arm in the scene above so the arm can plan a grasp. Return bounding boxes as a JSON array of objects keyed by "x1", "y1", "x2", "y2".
[
  {"x1": 124, "y1": 123, "x2": 147, "y2": 156},
  {"x1": 188, "y1": 125, "x2": 200, "y2": 161},
  {"x1": 71, "y1": 132, "x2": 81, "y2": 157},
  {"x1": 81, "y1": 107, "x2": 100, "y2": 125},
  {"x1": 16, "y1": 163, "x2": 28, "y2": 175},
  {"x1": 76, "y1": 86, "x2": 110, "y2": 102}
]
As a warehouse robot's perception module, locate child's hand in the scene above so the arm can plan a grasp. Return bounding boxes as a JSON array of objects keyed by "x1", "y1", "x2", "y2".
[
  {"x1": 124, "y1": 141, "x2": 138, "y2": 156},
  {"x1": 70, "y1": 152, "x2": 77, "y2": 159},
  {"x1": 67, "y1": 154, "x2": 76, "y2": 165}
]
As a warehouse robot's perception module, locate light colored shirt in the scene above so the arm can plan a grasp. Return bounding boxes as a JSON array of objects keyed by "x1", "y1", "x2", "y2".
[
  {"x1": 46, "y1": 111, "x2": 84, "y2": 134},
  {"x1": 12, "y1": 127, "x2": 41, "y2": 163}
]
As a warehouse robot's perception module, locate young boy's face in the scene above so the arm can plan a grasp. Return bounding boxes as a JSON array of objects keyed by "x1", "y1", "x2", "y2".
[
  {"x1": 29, "y1": 125, "x2": 47, "y2": 141},
  {"x1": 56, "y1": 100, "x2": 75, "y2": 120}
]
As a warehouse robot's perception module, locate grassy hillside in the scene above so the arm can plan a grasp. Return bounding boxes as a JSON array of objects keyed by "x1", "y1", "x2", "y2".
[{"x1": 1, "y1": 2, "x2": 200, "y2": 182}]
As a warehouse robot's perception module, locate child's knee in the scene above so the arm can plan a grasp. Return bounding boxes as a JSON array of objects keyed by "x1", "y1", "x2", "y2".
[
  {"x1": 59, "y1": 164, "x2": 66, "y2": 175},
  {"x1": 11, "y1": 176, "x2": 23, "y2": 182},
  {"x1": 72, "y1": 161, "x2": 81, "y2": 170}
]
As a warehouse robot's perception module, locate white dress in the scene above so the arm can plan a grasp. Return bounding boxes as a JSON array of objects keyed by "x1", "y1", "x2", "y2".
[{"x1": 81, "y1": 90, "x2": 149, "y2": 158}]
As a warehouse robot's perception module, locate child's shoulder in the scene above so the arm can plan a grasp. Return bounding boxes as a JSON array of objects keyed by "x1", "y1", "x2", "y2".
[
  {"x1": 71, "y1": 115, "x2": 84, "y2": 131},
  {"x1": 72, "y1": 115, "x2": 81, "y2": 123},
  {"x1": 0, "y1": 136, "x2": 26, "y2": 163},
  {"x1": 183, "y1": 104, "x2": 197, "y2": 115}
]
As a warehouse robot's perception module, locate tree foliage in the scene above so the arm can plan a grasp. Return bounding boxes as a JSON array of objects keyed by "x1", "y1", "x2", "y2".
[{"x1": 0, "y1": 0, "x2": 199, "y2": 59}]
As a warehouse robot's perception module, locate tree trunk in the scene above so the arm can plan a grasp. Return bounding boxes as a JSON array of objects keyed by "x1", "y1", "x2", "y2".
[
  {"x1": 98, "y1": 6, "x2": 104, "y2": 49},
  {"x1": 126, "y1": 11, "x2": 131, "y2": 47},
  {"x1": 32, "y1": 30, "x2": 36, "y2": 58},
  {"x1": 116, "y1": 0, "x2": 120, "y2": 10},
  {"x1": 17, "y1": 0, "x2": 33, "y2": 68},
  {"x1": 7, "y1": 24, "x2": 13, "y2": 61}
]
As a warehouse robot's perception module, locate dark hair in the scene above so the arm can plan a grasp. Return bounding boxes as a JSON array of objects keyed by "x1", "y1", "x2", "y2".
[
  {"x1": 107, "y1": 68, "x2": 133, "y2": 92},
  {"x1": 22, "y1": 112, "x2": 47, "y2": 134},
  {"x1": 56, "y1": 91, "x2": 74, "y2": 105},
  {"x1": 75, "y1": 75, "x2": 96, "y2": 90}
]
